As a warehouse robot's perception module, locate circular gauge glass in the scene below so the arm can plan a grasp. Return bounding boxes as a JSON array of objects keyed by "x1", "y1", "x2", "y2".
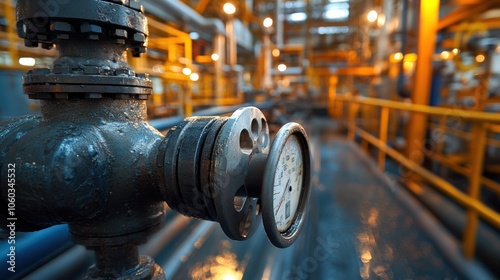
[
  {"x1": 273, "y1": 135, "x2": 303, "y2": 232},
  {"x1": 262, "y1": 122, "x2": 311, "y2": 248}
]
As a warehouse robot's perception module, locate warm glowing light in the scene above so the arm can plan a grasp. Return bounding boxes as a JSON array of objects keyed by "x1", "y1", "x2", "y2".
[
  {"x1": 223, "y1": 3, "x2": 236, "y2": 15},
  {"x1": 475, "y1": 54, "x2": 485, "y2": 63},
  {"x1": 377, "y1": 13, "x2": 386, "y2": 27},
  {"x1": 440, "y1": 51, "x2": 451, "y2": 60},
  {"x1": 19, "y1": 57, "x2": 35, "y2": 66},
  {"x1": 404, "y1": 53, "x2": 417, "y2": 62},
  {"x1": 361, "y1": 250, "x2": 372, "y2": 263},
  {"x1": 403, "y1": 61, "x2": 414, "y2": 72},
  {"x1": 190, "y1": 73, "x2": 199, "y2": 81},
  {"x1": 277, "y1": 63, "x2": 287, "y2": 72},
  {"x1": 367, "y1": 10, "x2": 378, "y2": 23},
  {"x1": 263, "y1": 17, "x2": 273, "y2": 28},
  {"x1": 393, "y1": 52, "x2": 403, "y2": 62},
  {"x1": 182, "y1": 67, "x2": 192, "y2": 75},
  {"x1": 452, "y1": 48, "x2": 459, "y2": 56},
  {"x1": 272, "y1": 49, "x2": 280, "y2": 57},
  {"x1": 211, "y1": 53, "x2": 220, "y2": 61}
]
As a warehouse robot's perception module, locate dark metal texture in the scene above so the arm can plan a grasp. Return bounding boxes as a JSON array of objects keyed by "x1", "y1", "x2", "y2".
[
  {"x1": 1, "y1": 1, "x2": 308, "y2": 279},
  {"x1": 85, "y1": 244, "x2": 164, "y2": 279},
  {"x1": 16, "y1": 0, "x2": 151, "y2": 100},
  {"x1": 16, "y1": 0, "x2": 147, "y2": 54},
  {"x1": 161, "y1": 108, "x2": 274, "y2": 242},
  {"x1": 2, "y1": 118, "x2": 489, "y2": 280},
  {"x1": 0, "y1": 1, "x2": 164, "y2": 278}
]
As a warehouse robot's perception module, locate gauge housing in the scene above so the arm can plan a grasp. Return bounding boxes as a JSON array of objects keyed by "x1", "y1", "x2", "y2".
[{"x1": 261, "y1": 122, "x2": 311, "y2": 248}]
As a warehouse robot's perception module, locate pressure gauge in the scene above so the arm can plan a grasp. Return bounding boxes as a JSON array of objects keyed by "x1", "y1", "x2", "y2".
[
  {"x1": 161, "y1": 107, "x2": 311, "y2": 248},
  {"x1": 261, "y1": 122, "x2": 311, "y2": 248}
]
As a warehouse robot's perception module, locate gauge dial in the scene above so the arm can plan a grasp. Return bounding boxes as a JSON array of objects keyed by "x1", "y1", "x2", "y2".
[
  {"x1": 273, "y1": 136, "x2": 303, "y2": 232},
  {"x1": 262, "y1": 122, "x2": 311, "y2": 248}
]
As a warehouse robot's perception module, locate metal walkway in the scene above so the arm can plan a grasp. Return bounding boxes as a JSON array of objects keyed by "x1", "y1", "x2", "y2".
[
  {"x1": 161, "y1": 136, "x2": 462, "y2": 280},
  {"x1": 2, "y1": 123, "x2": 494, "y2": 280}
]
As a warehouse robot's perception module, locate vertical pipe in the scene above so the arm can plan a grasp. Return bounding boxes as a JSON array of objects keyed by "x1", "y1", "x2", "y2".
[
  {"x1": 226, "y1": 19, "x2": 236, "y2": 68},
  {"x1": 328, "y1": 76, "x2": 338, "y2": 118},
  {"x1": 378, "y1": 107, "x2": 390, "y2": 171},
  {"x1": 185, "y1": 37, "x2": 193, "y2": 117},
  {"x1": 376, "y1": 0, "x2": 390, "y2": 68},
  {"x1": 263, "y1": 34, "x2": 273, "y2": 91},
  {"x1": 397, "y1": 0, "x2": 409, "y2": 95},
  {"x1": 405, "y1": 0, "x2": 439, "y2": 160},
  {"x1": 463, "y1": 122, "x2": 487, "y2": 259},
  {"x1": 213, "y1": 34, "x2": 225, "y2": 105},
  {"x1": 226, "y1": 18, "x2": 238, "y2": 98},
  {"x1": 276, "y1": 0, "x2": 284, "y2": 48},
  {"x1": 348, "y1": 101, "x2": 356, "y2": 141},
  {"x1": 5, "y1": 0, "x2": 17, "y2": 66}
]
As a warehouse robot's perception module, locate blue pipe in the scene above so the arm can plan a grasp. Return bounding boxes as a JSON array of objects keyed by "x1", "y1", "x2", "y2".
[{"x1": 0, "y1": 224, "x2": 71, "y2": 280}]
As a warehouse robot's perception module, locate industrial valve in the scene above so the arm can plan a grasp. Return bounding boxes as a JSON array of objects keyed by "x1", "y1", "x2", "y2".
[
  {"x1": 160, "y1": 107, "x2": 311, "y2": 248},
  {"x1": 0, "y1": 0, "x2": 311, "y2": 279}
]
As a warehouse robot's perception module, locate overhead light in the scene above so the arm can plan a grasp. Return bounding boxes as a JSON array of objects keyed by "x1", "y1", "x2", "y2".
[
  {"x1": 323, "y1": 9, "x2": 349, "y2": 20},
  {"x1": 475, "y1": 54, "x2": 485, "y2": 63},
  {"x1": 223, "y1": 3, "x2": 236, "y2": 15},
  {"x1": 190, "y1": 73, "x2": 199, "y2": 81},
  {"x1": 452, "y1": 48, "x2": 459, "y2": 56},
  {"x1": 263, "y1": 17, "x2": 273, "y2": 28},
  {"x1": 189, "y1": 32, "x2": 200, "y2": 40},
  {"x1": 272, "y1": 49, "x2": 280, "y2": 57},
  {"x1": 323, "y1": 3, "x2": 349, "y2": 21},
  {"x1": 277, "y1": 63, "x2": 287, "y2": 72},
  {"x1": 287, "y1": 12, "x2": 307, "y2": 22},
  {"x1": 377, "y1": 13, "x2": 386, "y2": 27},
  {"x1": 211, "y1": 53, "x2": 220, "y2": 61},
  {"x1": 393, "y1": 52, "x2": 403, "y2": 62},
  {"x1": 367, "y1": 10, "x2": 378, "y2": 23},
  {"x1": 19, "y1": 57, "x2": 35, "y2": 66},
  {"x1": 182, "y1": 67, "x2": 192, "y2": 75},
  {"x1": 313, "y1": 26, "x2": 350, "y2": 35},
  {"x1": 440, "y1": 51, "x2": 451, "y2": 60}
]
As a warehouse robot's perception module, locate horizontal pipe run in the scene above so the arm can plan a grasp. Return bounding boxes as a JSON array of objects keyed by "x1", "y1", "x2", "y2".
[{"x1": 148, "y1": 101, "x2": 275, "y2": 131}]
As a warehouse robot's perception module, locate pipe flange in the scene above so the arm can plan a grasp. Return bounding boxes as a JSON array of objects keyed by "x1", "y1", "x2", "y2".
[
  {"x1": 23, "y1": 67, "x2": 151, "y2": 100},
  {"x1": 16, "y1": 0, "x2": 148, "y2": 56},
  {"x1": 212, "y1": 107, "x2": 270, "y2": 240}
]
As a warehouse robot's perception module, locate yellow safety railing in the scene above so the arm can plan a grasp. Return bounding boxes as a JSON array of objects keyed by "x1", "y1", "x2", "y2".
[{"x1": 331, "y1": 94, "x2": 500, "y2": 260}]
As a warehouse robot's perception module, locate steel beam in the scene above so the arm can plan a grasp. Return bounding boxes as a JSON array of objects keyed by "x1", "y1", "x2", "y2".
[{"x1": 405, "y1": 0, "x2": 439, "y2": 162}]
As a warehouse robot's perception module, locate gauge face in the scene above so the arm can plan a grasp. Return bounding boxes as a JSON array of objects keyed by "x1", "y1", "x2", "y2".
[
  {"x1": 273, "y1": 135, "x2": 303, "y2": 232},
  {"x1": 261, "y1": 122, "x2": 311, "y2": 248}
]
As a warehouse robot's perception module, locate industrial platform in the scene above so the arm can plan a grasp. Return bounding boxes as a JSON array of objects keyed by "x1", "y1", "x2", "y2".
[{"x1": 1, "y1": 118, "x2": 495, "y2": 280}]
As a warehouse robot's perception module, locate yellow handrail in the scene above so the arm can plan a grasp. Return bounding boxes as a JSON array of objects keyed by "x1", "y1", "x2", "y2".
[
  {"x1": 335, "y1": 95, "x2": 500, "y2": 123},
  {"x1": 332, "y1": 94, "x2": 500, "y2": 260}
]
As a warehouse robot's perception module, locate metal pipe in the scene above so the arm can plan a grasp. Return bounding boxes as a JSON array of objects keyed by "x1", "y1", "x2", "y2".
[
  {"x1": 397, "y1": 0, "x2": 408, "y2": 96},
  {"x1": 142, "y1": 0, "x2": 226, "y2": 36}
]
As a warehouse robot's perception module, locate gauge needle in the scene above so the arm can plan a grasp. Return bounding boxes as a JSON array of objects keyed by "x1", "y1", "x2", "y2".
[{"x1": 275, "y1": 179, "x2": 290, "y2": 215}]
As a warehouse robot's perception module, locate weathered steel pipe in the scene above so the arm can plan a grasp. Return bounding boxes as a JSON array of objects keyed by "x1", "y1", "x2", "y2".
[
  {"x1": 0, "y1": 0, "x2": 166, "y2": 278},
  {"x1": 0, "y1": 1, "x2": 311, "y2": 278}
]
